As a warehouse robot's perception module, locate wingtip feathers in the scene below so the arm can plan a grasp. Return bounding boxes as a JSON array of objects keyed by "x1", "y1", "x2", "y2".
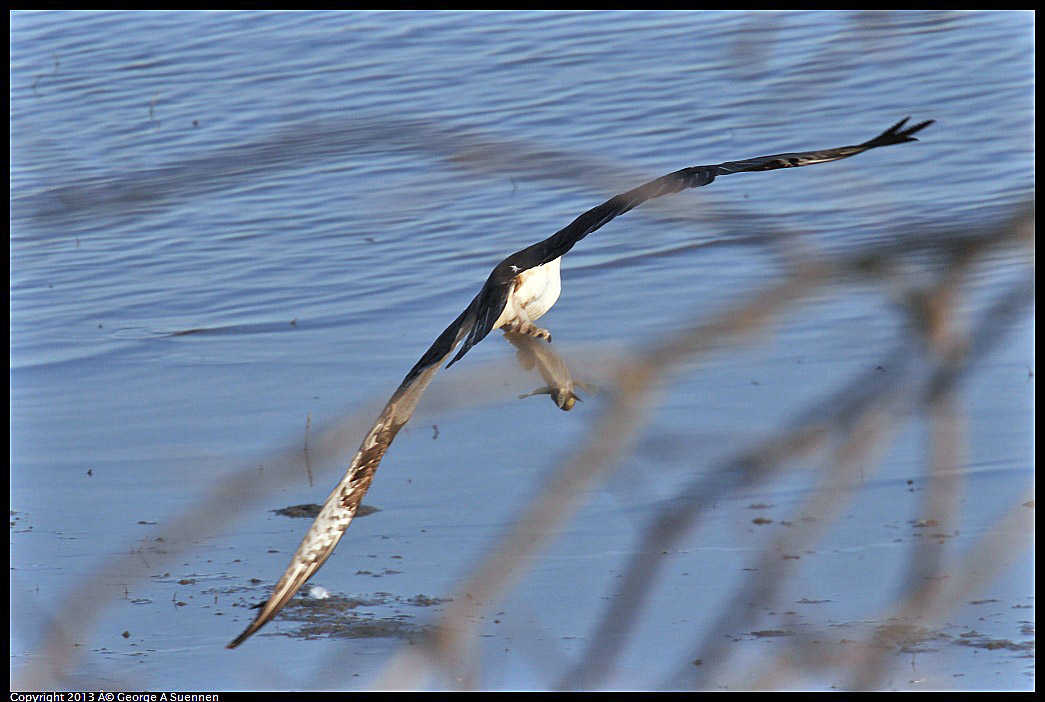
[{"x1": 863, "y1": 116, "x2": 935, "y2": 148}]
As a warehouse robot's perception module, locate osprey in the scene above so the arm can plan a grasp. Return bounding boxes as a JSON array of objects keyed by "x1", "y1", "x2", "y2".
[{"x1": 228, "y1": 117, "x2": 933, "y2": 648}]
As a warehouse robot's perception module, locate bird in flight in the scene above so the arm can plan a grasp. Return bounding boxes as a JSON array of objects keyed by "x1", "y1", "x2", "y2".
[{"x1": 227, "y1": 117, "x2": 933, "y2": 648}]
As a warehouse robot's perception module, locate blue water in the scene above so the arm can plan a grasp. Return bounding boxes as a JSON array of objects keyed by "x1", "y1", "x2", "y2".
[{"x1": 10, "y1": 10, "x2": 1033, "y2": 691}]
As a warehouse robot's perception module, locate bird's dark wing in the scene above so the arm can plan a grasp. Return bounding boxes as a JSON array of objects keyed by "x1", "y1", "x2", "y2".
[
  {"x1": 227, "y1": 309, "x2": 475, "y2": 648},
  {"x1": 447, "y1": 117, "x2": 934, "y2": 366},
  {"x1": 445, "y1": 279, "x2": 512, "y2": 369},
  {"x1": 712, "y1": 116, "x2": 934, "y2": 175},
  {"x1": 398, "y1": 298, "x2": 479, "y2": 387}
]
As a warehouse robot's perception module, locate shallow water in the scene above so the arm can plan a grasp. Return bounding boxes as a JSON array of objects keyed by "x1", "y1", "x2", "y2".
[{"x1": 10, "y1": 10, "x2": 1033, "y2": 691}]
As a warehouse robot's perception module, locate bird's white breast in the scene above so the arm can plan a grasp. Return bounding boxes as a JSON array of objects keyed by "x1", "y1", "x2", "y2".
[{"x1": 510, "y1": 256, "x2": 561, "y2": 321}]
